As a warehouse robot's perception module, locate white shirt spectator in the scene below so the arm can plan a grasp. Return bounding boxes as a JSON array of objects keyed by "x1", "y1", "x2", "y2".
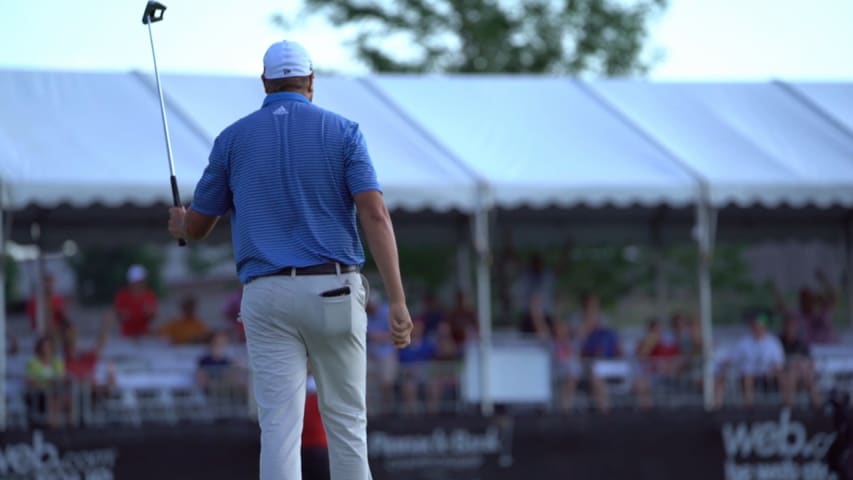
[{"x1": 733, "y1": 333, "x2": 785, "y2": 376}]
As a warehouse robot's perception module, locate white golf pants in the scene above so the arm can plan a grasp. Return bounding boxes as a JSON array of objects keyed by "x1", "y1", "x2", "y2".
[{"x1": 241, "y1": 272, "x2": 372, "y2": 480}]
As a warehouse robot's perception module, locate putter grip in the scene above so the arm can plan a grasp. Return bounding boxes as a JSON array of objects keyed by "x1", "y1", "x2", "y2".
[
  {"x1": 142, "y1": 1, "x2": 167, "y2": 24},
  {"x1": 170, "y1": 175, "x2": 187, "y2": 247}
]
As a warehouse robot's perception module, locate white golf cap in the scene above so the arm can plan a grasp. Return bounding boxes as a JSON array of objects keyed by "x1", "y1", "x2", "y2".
[
  {"x1": 263, "y1": 40, "x2": 313, "y2": 80},
  {"x1": 127, "y1": 264, "x2": 147, "y2": 283}
]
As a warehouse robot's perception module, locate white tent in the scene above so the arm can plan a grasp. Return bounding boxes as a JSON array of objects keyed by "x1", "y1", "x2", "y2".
[
  {"x1": 589, "y1": 81, "x2": 853, "y2": 208},
  {"x1": 0, "y1": 70, "x2": 212, "y2": 210},
  {"x1": 789, "y1": 82, "x2": 853, "y2": 135},
  {"x1": 368, "y1": 75, "x2": 698, "y2": 208}
]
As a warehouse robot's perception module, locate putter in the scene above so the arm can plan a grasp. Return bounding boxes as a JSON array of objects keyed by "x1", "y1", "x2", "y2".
[{"x1": 142, "y1": 1, "x2": 186, "y2": 246}]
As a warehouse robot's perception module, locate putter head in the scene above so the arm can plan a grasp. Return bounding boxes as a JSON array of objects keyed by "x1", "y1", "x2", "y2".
[{"x1": 141, "y1": 1, "x2": 167, "y2": 24}]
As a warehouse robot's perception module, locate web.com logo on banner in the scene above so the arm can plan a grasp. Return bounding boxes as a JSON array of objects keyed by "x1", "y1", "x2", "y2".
[
  {"x1": 722, "y1": 409, "x2": 837, "y2": 480},
  {"x1": 0, "y1": 431, "x2": 117, "y2": 480}
]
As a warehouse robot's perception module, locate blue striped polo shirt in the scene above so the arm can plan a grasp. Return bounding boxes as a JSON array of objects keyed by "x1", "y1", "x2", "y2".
[{"x1": 191, "y1": 92, "x2": 381, "y2": 284}]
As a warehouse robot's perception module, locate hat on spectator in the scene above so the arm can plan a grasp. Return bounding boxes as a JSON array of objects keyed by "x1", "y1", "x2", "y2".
[
  {"x1": 263, "y1": 40, "x2": 313, "y2": 80},
  {"x1": 127, "y1": 264, "x2": 147, "y2": 283}
]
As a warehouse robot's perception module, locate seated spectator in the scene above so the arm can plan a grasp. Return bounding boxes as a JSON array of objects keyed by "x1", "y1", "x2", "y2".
[
  {"x1": 366, "y1": 292, "x2": 397, "y2": 414},
  {"x1": 779, "y1": 316, "x2": 821, "y2": 408},
  {"x1": 157, "y1": 296, "x2": 210, "y2": 345},
  {"x1": 634, "y1": 319, "x2": 680, "y2": 409},
  {"x1": 520, "y1": 293, "x2": 553, "y2": 341},
  {"x1": 776, "y1": 270, "x2": 838, "y2": 344},
  {"x1": 672, "y1": 312, "x2": 703, "y2": 377},
  {"x1": 446, "y1": 289, "x2": 477, "y2": 346},
  {"x1": 398, "y1": 320, "x2": 435, "y2": 414},
  {"x1": 417, "y1": 291, "x2": 445, "y2": 338},
  {"x1": 714, "y1": 310, "x2": 785, "y2": 409},
  {"x1": 552, "y1": 320, "x2": 580, "y2": 413},
  {"x1": 113, "y1": 264, "x2": 159, "y2": 338},
  {"x1": 26, "y1": 336, "x2": 68, "y2": 427},
  {"x1": 26, "y1": 273, "x2": 70, "y2": 334},
  {"x1": 428, "y1": 321, "x2": 461, "y2": 413},
  {"x1": 196, "y1": 331, "x2": 235, "y2": 389},
  {"x1": 578, "y1": 292, "x2": 621, "y2": 413}
]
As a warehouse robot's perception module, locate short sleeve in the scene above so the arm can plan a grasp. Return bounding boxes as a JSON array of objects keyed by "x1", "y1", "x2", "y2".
[
  {"x1": 343, "y1": 124, "x2": 381, "y2": 196},
  {"x1": 191, "y1": 135, "x2": 233, "y2": 216}
]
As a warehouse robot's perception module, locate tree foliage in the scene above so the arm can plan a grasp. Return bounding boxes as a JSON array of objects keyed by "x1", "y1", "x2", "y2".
[{"x1": 284, "y1": 0, "x2": 666, "y2": 75}]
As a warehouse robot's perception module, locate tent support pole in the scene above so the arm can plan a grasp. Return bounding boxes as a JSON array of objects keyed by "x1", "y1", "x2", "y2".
[
  {"x1": 846, "y1": 218, "x2": 853, "y2": 330},
  {"x1": 0, "y1": 182, "x2": 6, "y2": 431},
  {"x1": 473, "y1": 188, "x2": 493, "y2": 416},
  {"x1": 697, "y1": 194, "x2": 716, "y2": 411}
]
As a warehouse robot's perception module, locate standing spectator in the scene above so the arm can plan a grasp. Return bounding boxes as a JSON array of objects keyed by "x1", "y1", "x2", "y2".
[
  {"x1": 398, "y1": 320, "x2": 435, "y2": 414},
  {"x1": 61, "y1": 319, "x2": 110, "y2": 384},
  {"x1": 26, "y1": 273, "x2": 69, "y2": 333},
  {"x1": 779, "y1": 316, "x2": 822, "y2": 408},
  {"x1": 446, "y1": 289, "x2": 477, "y2": 347},
  {"x1": 672, "y1": 312, "x2": 704, "y2": 379},
  {"x1": 222, "y1": 287, "x2": 245, "y2": 342},
  {"x1": 634, "y1": 319, "x2": 680, "y2": 409},
  {"x1": 157, "y1": 296, "x2": 210, "y2": 345},
  {"x1": 302, "y1": 373, "x2": 330, "y2": 480},
  {"x1": 112, "y1": 264, "x2": 158, "y2": 338},
  {"x1": 776, "y1": 270, "x2": 838, "y2": 344},
  {"x1": 714, "y1": 311, "x2": 785, "y2": 409},
  {"x1": 26, "y1": 336, "x2": 67, "y2": 427},
  {"x1": 578, "y1": 292, "x2": 621, "y2": 413},
  {"x1": 366, "y1": 292, "x2": 398, "y2": 414},
  {"x1": 517, "y1": 254, "x2": 556, "y2": 334},
  {"x1": 552, "y1": 320, "x2": 580, "y2": 413}
]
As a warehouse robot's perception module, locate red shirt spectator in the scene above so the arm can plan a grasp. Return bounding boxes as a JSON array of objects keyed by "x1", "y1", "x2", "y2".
[
  {"x1": 26, "y1": 274, "x2": 69, "y2": 332},
  {"x1": 302, "y1": 389, "x2": 327, "y2": 448},
  {"x1": 113, "y1": 265, "x2": 158, "y2": 338}
]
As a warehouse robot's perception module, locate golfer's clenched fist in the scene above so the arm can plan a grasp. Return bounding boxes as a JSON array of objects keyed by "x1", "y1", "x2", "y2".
[{"x1": 388, "y1": 302, "x2": 413, "y2": 348}]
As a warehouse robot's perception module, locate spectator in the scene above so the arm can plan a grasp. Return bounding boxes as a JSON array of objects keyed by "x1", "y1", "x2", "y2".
[
  {"x1": 776, "y1": 270, "x2": 838, "y2": 344},
  {"x1": 672, "y1": 312, "x2": 704, "y2": 378},
  {"x1": 196, "y1": 331, "x2": 235, "y2": 388},
  {"x1": 714, "y1": 310, "x2": 784, "y2": 409},
  {"x1": 578, "y1": 292, "x2": 621, "y2": 413},
  {"x1": 634, "y1": 319, "x2": 680, "y2": 409},
  {"x1": 428, "y1": 321, "x2": 461, "y2": 413},
  {"x1": 446, "y1": 289, "x2": 477, "y2": 346},
  {"x1": 26, "y1": 336, "x2": 67, "y2": 427},
  {"x1": 222, "y1": 287, "x2": 245, "y2": 342},
  {"x1": 552, "y1": 320, "x2": 580, "y2": 413},
  {"x1": 302, "y1": 372, "x2": 329, "y2": 480},
  {"x1": 157, "y1": 296, "x2": 210, "y2": 345},
  {"x1": 112, "y1": 264, "x2": 158, "y2": 338},
  {"x1": 517, "y1": 253, "x2": 556, "y2": 334},
  {"x1": 26, "y1": 273, "x2": 69, "y2": 334},
  {"x1": 398, "y1": 320, "x2": 435, "y2": 414},
  {"x1": 779, "y1": 316, "x2": 822, "y2": 408},
  {"x1": 61, "y1": 318, "x2": 111, "y2": 385},
  {"x1": 417, "y1": 290, "x2": 445, "y2": 338},
  {"x1": 366, "y1": 292, "x2": 398, "y2": 414}
]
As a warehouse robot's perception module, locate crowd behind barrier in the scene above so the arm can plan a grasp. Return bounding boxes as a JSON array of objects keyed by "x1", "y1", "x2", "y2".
[{"x1": 5, "y1": 261, "x2": 853, "y2": 429}]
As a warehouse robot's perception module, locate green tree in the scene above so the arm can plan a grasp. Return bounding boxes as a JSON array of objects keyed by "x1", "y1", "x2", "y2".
[{"x1": 278, "y1": 0, "x2": 666, "y2": 75}]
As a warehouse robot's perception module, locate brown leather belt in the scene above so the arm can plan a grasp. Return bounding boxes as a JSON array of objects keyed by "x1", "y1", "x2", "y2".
[{"x1": 272, "y1": 263, "x2": 359, "y2": 276}]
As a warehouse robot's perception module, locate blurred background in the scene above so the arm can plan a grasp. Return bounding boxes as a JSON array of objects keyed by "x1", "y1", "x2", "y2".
[{"x1": 1, "y1": 1, "x2": 852, "y2": 479}]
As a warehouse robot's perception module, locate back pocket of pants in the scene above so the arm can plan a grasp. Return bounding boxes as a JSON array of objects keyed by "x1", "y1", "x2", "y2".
[{"x1": 320, "y1": 294, "x2": 355, "y2": 337}]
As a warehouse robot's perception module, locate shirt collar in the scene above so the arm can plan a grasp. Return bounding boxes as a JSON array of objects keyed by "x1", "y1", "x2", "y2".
[{"x1": 262, "y1": 92, "x2": 310, "y2": 108}]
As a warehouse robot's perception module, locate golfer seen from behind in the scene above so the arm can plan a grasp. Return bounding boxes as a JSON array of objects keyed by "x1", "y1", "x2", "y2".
[{"x1": 167, "y1": 40, "x2": 414, "y2": 480}]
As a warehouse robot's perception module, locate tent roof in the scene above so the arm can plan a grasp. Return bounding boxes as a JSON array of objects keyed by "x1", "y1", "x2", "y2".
[
  {"x1": 790, "y1": 82, "x2": 853, "y2": 137},
  {"x1": 155, "y1": 73, "x2": 478, "y2": 212},
  {"x1": 590, "y1": 81, "x2": 853, "y2": 208},
  {"x1": 368, "y1": 75, "x2": 697, "y2": 208},
  {"x1": 0, "y1": 70, "x2": 212, "y2": 210}
]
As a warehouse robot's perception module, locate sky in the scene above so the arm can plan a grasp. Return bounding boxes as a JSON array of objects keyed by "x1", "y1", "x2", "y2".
[{"x1": 0, "y1": 0, "x2": 851, "y2": 80}]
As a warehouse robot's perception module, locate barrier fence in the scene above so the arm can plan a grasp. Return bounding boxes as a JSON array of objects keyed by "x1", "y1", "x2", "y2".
[{"x1": 1, "y1": 408, "x2": 849, "y2": 480}]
